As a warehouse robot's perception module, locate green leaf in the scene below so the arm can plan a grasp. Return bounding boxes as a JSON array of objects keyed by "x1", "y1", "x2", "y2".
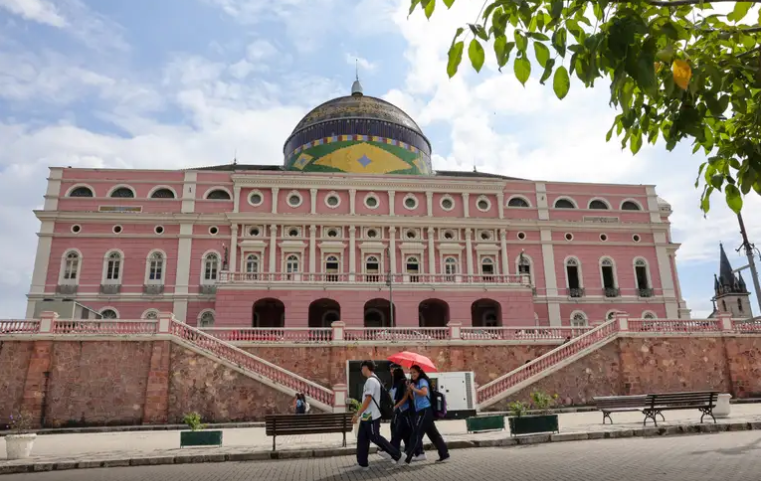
[
  {"x1": 630, "y1": 131, "x2": 643, "y2": 154},
  {"x1": 701, "y1": 186, "x2": 713, "y2": 213},
  {"x1": 447, "y1": 41, "x2": 464, "y2": 78},
  {"x1": 553, "y1": 65, "x2": 570, "y2": 99},
  {"x1": 728, "y1": 2, "x2": 751, "y2": 22},
  {"x1": 515, "y1": 30, "x2": 528, "y2": 52},
  {"x1": 551, "y1": 28, "x2": 566, "y2": 57},
  {"x1": 540, "y1": 58, "x2": 556, "y2": 84},
  {"x1": 451, "y1": 27, "x2": 464, "y2": 45},
  {"x1": 443, "y1": 0, "x2": 455, "y2": 7},
  {"x1": 725, "y1": 184, "x2": 743, "y2": 213},
  {"x1": 550, "y1": 0, "x2": 563, "y2": 19},
  {"x1": 528, "y1": 32, "x2": 550, "y2": 41},
  {"x1": 534, "y1": 42, "x2": 550, "y2": 68},
  {"x1": 409, "y1": 0, "x2": 422, "y2": 15},
  {"x1": 494, "y1": 37, "x2": 515, "y2": 70},
  {"x1": 468, "y1": 38, "x2": 485, "y2": 72},
  {"x1": 424, "y1": 0, "x2": 436, "y2": 18},
  {"x1": 514, "y1": 54, "x2": 531, "y2": 86}
]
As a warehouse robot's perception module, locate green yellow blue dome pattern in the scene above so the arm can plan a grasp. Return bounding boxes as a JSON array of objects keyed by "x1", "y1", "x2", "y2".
[{"x1": 285, "y1": 135, "x2": 432, "y2": 175}]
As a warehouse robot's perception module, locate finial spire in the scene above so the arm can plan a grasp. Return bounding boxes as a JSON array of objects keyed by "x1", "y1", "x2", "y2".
[{"x1": 351, "y1": 59, "x2": 363, "y2": 97}]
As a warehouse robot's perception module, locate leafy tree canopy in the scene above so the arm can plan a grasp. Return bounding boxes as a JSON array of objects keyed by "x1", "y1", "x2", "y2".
[{"x1": 410, "y1": 0, "x2": 761, "y2": 213}]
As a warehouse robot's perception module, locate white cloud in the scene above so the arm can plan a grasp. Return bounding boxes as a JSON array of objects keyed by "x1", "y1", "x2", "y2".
[{"x1": 0, "y1": 0, "x2": 66, "y2": 27}]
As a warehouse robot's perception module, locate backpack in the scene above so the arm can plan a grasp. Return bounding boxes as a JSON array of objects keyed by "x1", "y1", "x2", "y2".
[
  {"x1": 371, "y1": 376, "x2": 395, "y2": 421},
  {"x1": 429, "y1": 383, "x2": 448, "y2": 419}
]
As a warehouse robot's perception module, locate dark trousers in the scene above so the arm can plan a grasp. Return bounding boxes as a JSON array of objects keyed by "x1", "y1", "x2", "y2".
[
  {"x1": 406, "y1": 408, "x2": 449, "y2": 461},
  {"x1": 357, "y1": 418, "x2": 401, "y2": 467},
  {"x1": 390, "y1": 412, "x2": 422, "y2": 455}
]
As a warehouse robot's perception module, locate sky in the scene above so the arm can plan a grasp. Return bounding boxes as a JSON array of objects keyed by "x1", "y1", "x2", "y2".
[{"x1": 0, "y1": 0, "x2": 759, "y2": 319}]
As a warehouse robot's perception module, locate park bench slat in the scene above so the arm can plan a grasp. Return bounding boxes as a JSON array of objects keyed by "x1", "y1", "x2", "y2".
[
  {"x1": 593, "y1": 395, "x2": 648, "y2": 424},
  {"x1": 642, "y1": 392, "x2": 717, "y2": 427}
]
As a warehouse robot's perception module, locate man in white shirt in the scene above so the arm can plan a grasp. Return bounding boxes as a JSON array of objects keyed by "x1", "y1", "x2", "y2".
[{"x1": 352, "y1": 360, "x2": 401, "y2": 469}]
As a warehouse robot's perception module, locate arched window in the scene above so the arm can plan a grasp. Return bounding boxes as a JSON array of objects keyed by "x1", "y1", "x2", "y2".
[
  {"x1": 738, "y1": 298, "x2": 744, "y2": 313},
  {"x1": 325, "y1": 255, "x2": 340, "y2": 282},
  {"x1": 286, "y1": 254, "x2": 299, "y2": 280},
  {"x1": 516, "y1": 253, "x2": 533, "y2": 285},
  {"x1": 246, "y1": 254, "x2": 259, "y2": 279},
  {"x1": 554, "y1": 198, "x2": 576, "y2": 209},
  {"x1": 365, "y1": 256, "x2": 380, "y2": 282},
  {"x1": 110, "y1": 187, "x2": 135, "y2": 198},
  {"x1": 150, "y1": 188, "x2": 176, "y2": 199},
  {"x1": 508, "y1": 197, "x2": 530, "y2": 207},
  {"x1": 147, "y1": 252, "x2": 164, "y2": 283},
  {"x1": 62, "y1": 251, "x2": 80, "y2": 281},
  {"x1": 100, "y1": 309, "x2": 118, "y2": 320},
  {"x1": 634, "y1": 258, "x2": 652, "y2": 297},
  {"x1": 565, "y1": 257, "x2": 583, "y2": 297},
  {"x1": 142, "y1": 310, "x2": 159, "y2": 320},
  {"x1": 606, "y1": 311, "x2": 617, "y2": 321},
  {"x1": 621, "y1": 200, "x2": 641, "y2": 211},
  {"x1": 69, "y1": 186, "x2": 93, "y2": 197},
  {"x1": 570, "y1": 311, "x2": 588, "y2": 327},
  {"x1": 589, "y1": 199, "x2": 609, "y2": 210},
  {"x1": 444, "y1": 257, "x2": 458, "y2": 281},
  {"x1": 199, "y1": 310, "x2": 215, "y2": 328},
  {"x1": 105, "y1": 252, "x2": 122, "y2": 282},
  {"x1": 642, "y1": 311, "x2": 657, "y2": 320},
  {"x1": 206, "y1": 189, "x2": 231, "y2": 200},
  {"x1": 406, "y1": 256, "x2": 420, "y2": 283},
  {"x1": 203, "y1": 253, "x2": 219, "y2": 282},
  {"x1": 481, "y1": 257, "x2": 495, "y2": 280},
  {"x1": 601, "y1": 258, "x2": 618, "y2": 297}
]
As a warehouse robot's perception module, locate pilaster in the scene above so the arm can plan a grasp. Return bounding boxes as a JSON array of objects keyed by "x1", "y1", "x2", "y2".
[
  {"x1": 465, "y1": 228, "x2": 474, "y2": 275},
  {"x1": 349, "y1": 226, "x2": 356, "y2": 281},
  {"x1": 271, "y1": 187, "x2": 280, "y2": 214},
  {"x1": 269, "y1": 225, "x2": 278, "y2": 273},
  {"x1": 388, "y1": 191, "x2": 396, "y2": 216},
  {"x1": 462, "y1": 193, "x2": 470, "y2": 218},
  {"x1": 427, "y1": 227, "x2": 436, "y2": 275},
  {"x1": 350, "y1": 189, "x2": 357, "y2": 215},
  {"x1": 310, "y1": 188, "x2": 318, "y2": 215}
]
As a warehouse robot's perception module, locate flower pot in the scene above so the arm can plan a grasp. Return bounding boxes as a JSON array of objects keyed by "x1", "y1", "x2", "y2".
[
  {"x1": 508, "y1": 414, "x2": 559, "y2": 436},
  {"x1": 714, "y1": 393, "x2": 732, "y2": 419},
  {"x1": 180, "y1": 430, "x2": 223, "y2": 448},
  {"x1": 466, "y1": 415, "x2": 505, "y2": 433},
  {"x1": 5, "y1": 434, "x2": 37, "y2": 460}
]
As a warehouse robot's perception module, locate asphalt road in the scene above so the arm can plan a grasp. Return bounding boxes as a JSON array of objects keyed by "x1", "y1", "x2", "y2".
[{"x1": 6, "y1": 431, "x2": 761, "y2": 481}]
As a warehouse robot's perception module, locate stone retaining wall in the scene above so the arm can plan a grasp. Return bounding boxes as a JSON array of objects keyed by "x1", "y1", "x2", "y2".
[{"x1": 0, "y1": 335, "x2": 760, "y2": 427}]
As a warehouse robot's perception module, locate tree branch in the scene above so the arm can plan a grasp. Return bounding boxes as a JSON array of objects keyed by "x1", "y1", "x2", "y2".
[{"x1": 737, "y1": 45, "x2": 761, "y2": 59}]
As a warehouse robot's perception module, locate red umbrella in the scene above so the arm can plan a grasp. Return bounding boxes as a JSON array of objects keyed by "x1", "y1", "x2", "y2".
[{"x1": 388, "y1": 351, "x2": 438, "y2": 372}]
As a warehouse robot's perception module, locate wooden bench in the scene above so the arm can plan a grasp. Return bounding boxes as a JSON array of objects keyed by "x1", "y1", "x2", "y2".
[
  {"x1": 642, "y1": 392, "x2": 718, "y2": 427},
  {"x1": 265, "y1": 413, "x2": 353, "y2": 451},
  {"x1": 593, "y1": 395, "x2": 652, "y2": 424}
]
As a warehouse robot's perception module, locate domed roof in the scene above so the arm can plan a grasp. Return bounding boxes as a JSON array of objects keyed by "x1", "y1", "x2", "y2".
[
  {"x1": 289, "y1": 94, "x2": 425, "y2": 140},
  {"x1": 282, "y1": 81, "x2": 433, "y2": 176}
]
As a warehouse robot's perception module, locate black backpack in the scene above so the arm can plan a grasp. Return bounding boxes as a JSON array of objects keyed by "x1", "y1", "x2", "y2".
[{"x1": 371, "y1": 375, "x2": 395, "y2": 421}]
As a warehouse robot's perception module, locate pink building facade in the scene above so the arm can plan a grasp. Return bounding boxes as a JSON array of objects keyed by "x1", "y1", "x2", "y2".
[{"x1": 26, "y1": 83, "x2": 691, "y2": 328}]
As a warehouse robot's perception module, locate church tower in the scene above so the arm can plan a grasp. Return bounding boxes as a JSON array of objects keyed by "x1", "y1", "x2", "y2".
[{"x1": 713, "y1": 244, "x2": 752, "y2": 317}]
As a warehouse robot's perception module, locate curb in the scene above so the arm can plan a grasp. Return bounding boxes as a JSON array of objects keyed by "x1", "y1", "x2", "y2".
[
  {"x1": 0, "y1": 422, "x2": 265, "y2": 437},
  {"x1": 2, "y1": 421, "x2": 760, "y2": 475}
]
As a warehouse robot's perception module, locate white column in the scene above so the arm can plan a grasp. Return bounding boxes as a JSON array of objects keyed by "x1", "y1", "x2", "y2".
[
  {"x1": 426, "y1": 191, "x2": 433, "y2": 217},
  {"x1": 427, "y1": 227, "x2": 436, "y2": 276},
  {"x1": 43, "y1": 168, "x2": 62, "y2": 210},
  {"x1": 230, "y1": 224, "x2": 238, "y2": 272},
  {"x1": 181, "y1": 171, "x2": 197, "y2": 214},
  {"x1": 462, "y1": 193, "x2": 470, "y2": 218},
  {"x1": 500, "y1": 228, "x2": 509, "y2": 276},
  {"x1": 540, "y1": 228, "x2": 561, "y2": 326},
  {"x1": 233, "y1": 186, "x2": 241, "y2": 213},
  {"x1": 535, "y1": 182, "x2": 549, "y2": 221},
  {"x1": 349, "y1": 225, "x2": 356, "y2": 281},
  {"x1": 269, "y1": 225, "x2": 278, "y2": 273},
  {"x1": 389, "y1": 227, "x2": 397, "y2": 274},
  {"x1": 309, "y1": 225, "x2": 317, "y2": 274},
  {"x1": 645, "y1": 186, "x2": 663, "y2": 223},
  {"x1": 172, "y1": 223, "x2": 194, "y2": 323},
  {"x1": 271, "y1": 187, "x2": 280, "y2": 214},
  {"x1": 497, "y1": 193, "x2": 505, "y2": 220},
  {"x1": 350, "y1": 189, "x2": 356, "y2": 215},
  {"x1": 388, "y1": 191, "x2": 396, "y2": 216},
  {"x1": 465, "y1": 228, "x2": 474, "y2": 276},
  {"x1": 310, "y1": 188, "x2": 318, "y2": 215},
  {"x1": 29, "y1": 220, "x2": 54, "y2": 296}
]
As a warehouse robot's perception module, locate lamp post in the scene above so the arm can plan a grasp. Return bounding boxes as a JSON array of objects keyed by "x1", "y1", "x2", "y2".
[{"x1": 736, "y1": 213, "x2": 761, "y2": 315}]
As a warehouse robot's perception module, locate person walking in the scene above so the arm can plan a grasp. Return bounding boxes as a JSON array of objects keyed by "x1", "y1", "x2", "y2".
[
  {"x1": 352, "y1": 360, "x2": 402, "y2": 470},
  {"x1": 387, "y1": 367, "x2": 424, "y2": 460},
  {"x1": 404, "y1": 364, "x2": 450, "y2": 464},
  {"x1": 294, "y1": 393, "x2": 306, "y2": 414}
]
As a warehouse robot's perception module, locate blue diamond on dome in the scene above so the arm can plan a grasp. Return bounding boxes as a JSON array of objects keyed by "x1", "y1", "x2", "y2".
[{"x1": 357, "y1": 155, "x2": 372, "y2": 168}]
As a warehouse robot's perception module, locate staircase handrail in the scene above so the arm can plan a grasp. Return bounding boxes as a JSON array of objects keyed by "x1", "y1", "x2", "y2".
[
  {"x1": 170, "y1": 320, "x2": 334, "y2": 406},
  {"x1": 477, "y1": 319, "x2": 619, "y2": 403}
]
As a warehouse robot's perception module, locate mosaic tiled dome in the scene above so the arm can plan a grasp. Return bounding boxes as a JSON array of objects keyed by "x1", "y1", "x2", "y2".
[{"x1": 283, "y1": 81, "x2": 433, "y2": 175}]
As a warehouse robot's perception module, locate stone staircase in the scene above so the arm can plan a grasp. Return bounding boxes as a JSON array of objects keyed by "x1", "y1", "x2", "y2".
[
  {"x1": 477, "y1": 319, "x2": 620, "y2": 409},
  {"x1": 169, "y1": 320, "x2": 335, "y2": 412}
]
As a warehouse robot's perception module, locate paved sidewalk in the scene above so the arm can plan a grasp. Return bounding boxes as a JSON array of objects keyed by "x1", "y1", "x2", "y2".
[{"x1": 1, "y1": 404, "x2": 760, "y2": 473}]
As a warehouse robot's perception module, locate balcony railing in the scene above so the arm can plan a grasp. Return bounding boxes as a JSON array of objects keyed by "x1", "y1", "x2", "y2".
[
  {"x1": 567, "y1": 287, "x2": 585, "y2": 298},
  {"x1": 56, "y1": 284, "x2": 78, "y2": 295},
  {"x1": 604, "y1": 287, "x2": 620, "y2": 298},
  {"x1": 460, "y1": 327, "x2": 590, "y2": 341},
  {"x1": 202, "y1": 328, "x2": 332, "y2": 343},
  {"x1": 627, "y1": 319, "x2": 722, "y2": 332},
  {"x1": 218, "y1": 272, "x2": 528, "y2": 286},
  {"x1": 100, "y1": 284, "x2": 121, "y2": 295},
  {"x1": 143, "y1": 284, "x2": 165, "y2": 295},
  {"x1": 200, "y1": 285, "x2": 217, "y2": 295},
  {"x1": 344, "y1": 327, "x2": 450, "y2": 342},
  {"x1": 638, "y1": 287, "x2": 655, "y2": 298}
]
